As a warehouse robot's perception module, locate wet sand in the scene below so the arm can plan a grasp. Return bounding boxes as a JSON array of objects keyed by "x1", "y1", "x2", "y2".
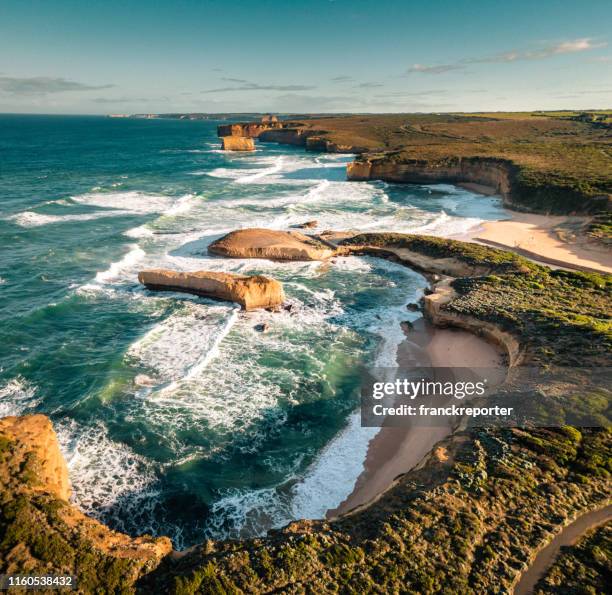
[{"x1": 327, "y1": 317, "x2": 504, "y2": 518}]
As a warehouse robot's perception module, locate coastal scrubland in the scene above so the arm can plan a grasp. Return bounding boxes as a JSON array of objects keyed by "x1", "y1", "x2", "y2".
[
  {"x1": 533, "y1": 521, "x2": 611, "y2": 594},
  {"x1": 3, "y1": 235, "x2": 608, "y2": 593},
  {"x1": 252, "y1": 111, "x2": 612, "y2": 216}
]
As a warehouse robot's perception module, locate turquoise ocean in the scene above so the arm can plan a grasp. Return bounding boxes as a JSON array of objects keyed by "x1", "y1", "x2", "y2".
[{"x1": 0, "y1": 115, "x2": 506, "y2": 548}]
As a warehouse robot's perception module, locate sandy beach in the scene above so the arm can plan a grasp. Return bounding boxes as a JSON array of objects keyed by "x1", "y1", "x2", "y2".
[
  {"x1": 327, "y1": 318, "x2": 504, "y2": 518},
  {"x1": 470, "y1": 211, "x2": 612, "y2": 274}
]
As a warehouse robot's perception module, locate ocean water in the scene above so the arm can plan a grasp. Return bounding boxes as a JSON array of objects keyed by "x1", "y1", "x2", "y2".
[{"x1": 0, "y1": 115, "x2": 506, "y2": 548}]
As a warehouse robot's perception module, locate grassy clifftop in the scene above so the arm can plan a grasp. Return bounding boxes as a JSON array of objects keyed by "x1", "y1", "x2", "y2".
[
  {"x1": 277, "y1": 112, "x2": 612, "y2": 215},
  {"x1": 1, "y1": 236, "x2": 609, "y2": 593},
  {"x1": 142, "y1": 234, "x2": 611, "y2": 594}
]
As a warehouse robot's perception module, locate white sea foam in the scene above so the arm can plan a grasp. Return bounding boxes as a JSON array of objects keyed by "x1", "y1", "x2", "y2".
[
  {"x1": 94, "y1": 245, "x2": 146, "y2": 284},
  {"x1": 0, "y1": 377, "x2": 40, "y2": 417},
  {"x1": 207, "y1": 486, "x2": 292, "y2": 539},
  {"x1": 8, "y1": 210, "x2": 128, "y2": 227},
  {"x1": 290, "y1": 411, "x2": 379, "y2": 519},
  {"x1": 127, "y1": 302, "x2": 237, "y2": 386},
  {"x1": 8, "y1": 191, "x2": 197, "y2": 229},
  {"x1": 56, "y1": 419, "x2": 163, "y2": 536}
]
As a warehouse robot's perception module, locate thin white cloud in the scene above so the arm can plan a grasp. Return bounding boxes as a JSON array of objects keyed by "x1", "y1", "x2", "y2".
[
  {"x1": 406, "y1": 63, "x2": 465, "y2": 75},
  {"x1": 468, "y1": 37, "x2": 607, "y2": 63},
  {"x1": 0, "y1": 76, "x2": 114, "y2": 95},
  {"x1": 407, "y1": 37, "x2": 608, "y2": 75},
  {"x1": 203, "y1": 82, "x2": 316, "y2": 93}
]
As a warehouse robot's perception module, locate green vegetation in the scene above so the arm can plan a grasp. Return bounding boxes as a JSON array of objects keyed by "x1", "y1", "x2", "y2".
[
  {"x1": 279, "y1": 112, "x2": 612, "y2": 215},
  {"x1": 534, "y1": 521, "x2": 611, "y2": 594},
  {"x1": 0, "y1": 427, "x2": 166, "y2": 594},
  {"x1": 588, "y1": 211, "x2": 612, "y2": 246},
  {"x1": 1, "y1": 235, "x2": 610, "y2": 593},
  {"x1": 138, "y1": 234, "x2": 610, "y2": 593},
  {"x1": 341, "y1": 232, "x2": 538, "y2": 273}
]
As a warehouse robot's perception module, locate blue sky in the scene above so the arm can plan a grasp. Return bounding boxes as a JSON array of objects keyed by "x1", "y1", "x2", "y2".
[{"x1": 1, "y1": 0, "x2": 611, "y2": 114}]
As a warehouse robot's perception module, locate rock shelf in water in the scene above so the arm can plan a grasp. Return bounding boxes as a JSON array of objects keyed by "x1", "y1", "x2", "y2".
[
  {"x1": 138, "y1": 269, "x2": 285, "y2": 310},
  {"x1": 208, "y1": 228, "x2": 335, "y2": 261}
]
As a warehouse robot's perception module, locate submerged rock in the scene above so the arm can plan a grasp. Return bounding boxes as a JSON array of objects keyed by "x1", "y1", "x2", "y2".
[
  {"x1": 291, "y1": 220, "x2": 318, "y2": 229},
  {"x1": 254, "y1": 322, "x2": 270, "y2": 333},
  {"x1": 208, "y1": 228, "x2": 335, "y2": 261},
  {"x1": 221, "y1": 136, "x2": 255, "y2": 151},
  {"x1": 138, "y1": 269, "x2": 285, "y2": 311}
]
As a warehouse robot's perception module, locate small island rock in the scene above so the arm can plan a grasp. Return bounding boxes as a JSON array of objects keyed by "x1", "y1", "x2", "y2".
[
  {"x1": 138, "y1": 269, "x2": 284, "y2": 311},
  {"x1": 208, "y1": 228, "x2": 335, "y2": 261}
]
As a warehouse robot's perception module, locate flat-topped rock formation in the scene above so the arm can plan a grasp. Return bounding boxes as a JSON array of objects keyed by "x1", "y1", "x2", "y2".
[
  {"x1": 138, "y1": 269, "x2": 285, "y2": 310},
  {"x1": 208, "y1": 228, "x2": 336, "y2": 261},
  {"x1": 217, "y1": 122, "x2": 283, "y2": 138},
  {"x1": 221, "y1": 136, "x2": 255, "y2": 151}
]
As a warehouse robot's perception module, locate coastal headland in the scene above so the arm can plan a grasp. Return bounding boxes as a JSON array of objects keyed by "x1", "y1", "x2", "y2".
[
  {"x1": 1, "y1": 112, "x2": 610, "y2": 592},
  {"x1": 2, "y1": 227, "x2": 609, "y2": 592},
  {"x1": 216, "y1": 112, "x2": 612, "y2": 273}
]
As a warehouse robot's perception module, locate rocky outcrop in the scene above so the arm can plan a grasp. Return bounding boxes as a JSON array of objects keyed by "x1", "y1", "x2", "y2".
[
  {"x1": 221, "y1": 136, "x2": 255, "y2": 151},
  {"x1": 0, "y1": 414, "x2": 172, "y2": 587},
  {"x1": 138, "y1": 269, "x2": 285, "y2": 310},
  {"x1": 291, "y1": 220, "x2": 318, "y2": 229},
  {"x1": 347, "y1": 156, "x2": 513, "y2": 200},
  {"x1": 208, "y1": 228, "x2": 336, "y2": 261},
  {"x1": 217, "y1": 122, "x2": 283, "y2": 138},
  {"x1": 0, "y1": 415, "x2": 70, "y2": 501}
]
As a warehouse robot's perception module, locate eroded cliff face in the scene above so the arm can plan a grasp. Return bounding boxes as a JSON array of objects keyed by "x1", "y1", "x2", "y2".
[
  {"x1": 0, "y1": 415, "x2": 172, "y2": 589},
  {"x1": 221, "y1": 136, "x2": 255, "y2": 151},
  {"x1": 138, "y1": 269, "x2": 285, "y2": 310},
  {"x1": 217, "y1": 122, "x2": 283, "y2": 138},
  {"x1": 208, "y1": 228, "x2": 335, "y2": 261},
  {"x1": 347, "y1": 156, "x2": 514, "y2": 199},
  {"x1": 0, "y1": 415, "x2": 70, "y2": 501},
  {"x1": 347, "y1": 155, "x2": 612, "y2": 214},
  {"x1": 258, "y1": 127, "x2": 311, "y2": 146}
]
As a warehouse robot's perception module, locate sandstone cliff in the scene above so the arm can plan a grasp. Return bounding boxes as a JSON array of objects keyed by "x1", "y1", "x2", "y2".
[
  {"x1": 217, "y1": 122, "x2": 283, "y2": 138},
  {"x1": 208, "y1": 228, "x2": 336, "y2": 261},
  {"x1": 348, "y1": 154, "x2": 612, "y2": 214},
  {"x1": 0, "y1": 415, "x2": 171, "y2": 590},
  {"x1": 0, "y1": 415, "x2": 70, "y2": 501},
  {"x1": 221, "y1": 136, "x2": 255, "y2": 151},
  {"x1": 138, "y1": 269, "x2": 285, "y2": 310}
]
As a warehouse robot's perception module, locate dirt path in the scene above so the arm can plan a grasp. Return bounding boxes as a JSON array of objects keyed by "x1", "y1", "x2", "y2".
[{"x1": 513, "y1": 504, "x2": 612, "y2": 595}]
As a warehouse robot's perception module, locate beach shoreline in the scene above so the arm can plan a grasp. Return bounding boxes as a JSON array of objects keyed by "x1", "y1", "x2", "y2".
[
  {"x1": 327, "y1": 317, "x2": 504, "y2": 518},
  {"x1": 327, "y1": 183, "x2": 610, "y2": 520},
  {"x1": 459, "y1": 209, "x2": 611, "y2": 274}
]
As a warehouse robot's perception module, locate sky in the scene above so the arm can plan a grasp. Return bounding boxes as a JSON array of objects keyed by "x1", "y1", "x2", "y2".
[{"x1": 1, "y1": 0, "x2": 611, "y2": 114}]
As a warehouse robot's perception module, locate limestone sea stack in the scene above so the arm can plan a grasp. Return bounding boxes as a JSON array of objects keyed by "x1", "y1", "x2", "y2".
[
  {"x1": 138, "y1": 269, "x2": 284, "y2": 310},
  {"x1": 208, "y1": 228, "x2": 335, "y2": 261},
  {"x1": 221, "y1": 136, "x2": 255, "y2": 151}
]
